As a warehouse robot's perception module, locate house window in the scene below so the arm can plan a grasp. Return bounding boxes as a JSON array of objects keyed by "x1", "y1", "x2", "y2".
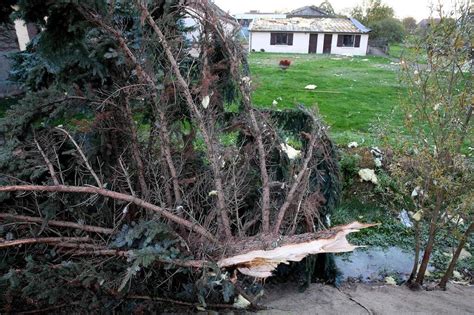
[
  {"x1": 337, "y1": 34, "x2": 361, "y2": 47},
  {"x1": 342, "y1": 35, "x2": 354, "y2": 47},
  {"x1": 270, "y1": 33, "x2": 294, "y2": 45}
]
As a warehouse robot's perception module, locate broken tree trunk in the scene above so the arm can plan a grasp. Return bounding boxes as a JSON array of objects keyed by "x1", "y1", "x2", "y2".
[{"x1": 216, "y1": 222, "x2": 377, "y2": 277}]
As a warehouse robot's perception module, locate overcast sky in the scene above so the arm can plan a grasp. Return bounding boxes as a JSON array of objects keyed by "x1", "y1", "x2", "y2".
[{"x1": 212, "y1": 0, "x2": 458, "y2": 22}]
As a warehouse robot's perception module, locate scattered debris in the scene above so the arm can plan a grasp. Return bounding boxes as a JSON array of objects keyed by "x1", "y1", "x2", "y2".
[
  {"x1": 305, "y1": 84, "x2": 317, "y2": 90},
  {"x1": 272, "y1": 99, "x2": 278, "y2": 106},
  {"x1": 208, "y1": 190, "x2": 218, "y2": 196},
  {"x1": 280, "y1": 143, "x2": 301, "y2": 160},
  {"x1": 411, "y1": 186, "x2": 423, "y2": 198},
  {"x1": 398, "y1": 210, "x2": 413, "y2": 228},
  {"x1": 385, "y1": 276, "x2": 397, "y2": 285},
  {"x1": 233, "y1": 295, "x2": 251, "y2": 309},
  {"x1": 453, "y1": 270, "x2": 463, "y2": 280},
  {"x1": 202, "y1": 95, "x2": 210, "y2": 109},
  {"x1": 358, "y1": 168, "x2": 378, "y2": 184},
  {"x1": 348, "y1": 141, "x2": 358, "y2": 148},
  {"x1": 459, "y1": 248, "x2": 471, "y2": 260},
  {"x1": 374, "y1": 158, "x2": 382, "y2": 168},
  {"x1": 412, "y1": 210, "x2": 423, "y2": 222},
  {"x1": 362, "y1": 59, "x2": 369, "y2": 61}
]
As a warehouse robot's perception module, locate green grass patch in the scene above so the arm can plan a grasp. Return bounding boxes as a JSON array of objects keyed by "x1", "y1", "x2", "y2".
[
  {"x1": 332, "y1": 199, "x2": 414, "y2": 250},
  {"x1": 248, "y1": 53, "x2": 403, "y2": 144}
]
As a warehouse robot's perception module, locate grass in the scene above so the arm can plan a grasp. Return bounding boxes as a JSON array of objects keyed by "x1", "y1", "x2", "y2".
[
  {"x1": 388, "y1": 44, "x2": 403, "y2": 59},
  {"x1": 248, "y1": 53, "x2": 403, "y2": 145}
]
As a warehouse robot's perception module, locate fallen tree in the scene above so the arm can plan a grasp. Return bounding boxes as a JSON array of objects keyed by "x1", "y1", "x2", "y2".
[{"x1": 0, "y1": 0, "x2": 374, "y2": 312}]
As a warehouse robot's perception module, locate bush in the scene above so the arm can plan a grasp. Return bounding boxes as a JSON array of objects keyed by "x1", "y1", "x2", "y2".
[{"x1": 369, "y1": 18, "x2": 406, "y2": 43}]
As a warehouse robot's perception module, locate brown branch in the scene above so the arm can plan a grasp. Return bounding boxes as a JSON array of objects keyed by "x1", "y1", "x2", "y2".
[
  {"x1": 55, "y1": 127, "x2": 103, "y2": 188},
  {"x1": 126, "y1": 294, "x2": 246, "y2": 310},
  {"x1": 124, "y1": 95, "x2": 148, "y2": 197},
  {"x1": 34, "y1": 137, "x2": 60, "y2": 186},
  {"x1": 0, "y1": 185, "x2": 218, "y2": 243},
  {"x1": 57, "y1": 247, "x2": 209, "y2": 269},
  {"x1": 273, "y1": 119, "x2": 321, "y2": 235},
  {"x1": 0, "y1": 236, "x2": 89, "y2": 249},
  {"x1": 78, "y1": 7, "x2": 182, "y2": 207},
  {"x1": 0, "y1": 213, "x2": 114, "y2": 234},
  {"x1": 137, "y1": 1, "x2": 232, "y2": 239},
  {"x1": 190, "y1": 5, "x2": 272, "y2": 234}
]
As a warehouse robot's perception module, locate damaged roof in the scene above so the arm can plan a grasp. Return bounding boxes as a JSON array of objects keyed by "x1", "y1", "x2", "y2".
[{"x1": 250, "y1": 17, "x2": 371, "y2": 33}]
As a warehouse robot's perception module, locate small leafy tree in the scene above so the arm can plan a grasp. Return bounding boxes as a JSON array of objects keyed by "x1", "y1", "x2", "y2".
[
  {"x1": 350, "y1": 0, "x2": 394, "y2": 25},
  {"x1": 392, "y1": 2, "x2": 473, "y2": 289},
  {"x1": 402, "y1": 17, "x2": 417, "y2": 34},
  {"x1": 370, "y1": 17, "x2": 406, "y2": 43}
]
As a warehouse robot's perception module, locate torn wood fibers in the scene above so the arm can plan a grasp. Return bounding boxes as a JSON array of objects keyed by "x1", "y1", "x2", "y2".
[{"x1": 218, "y1": 222, "x2": 377, "y2": 278}]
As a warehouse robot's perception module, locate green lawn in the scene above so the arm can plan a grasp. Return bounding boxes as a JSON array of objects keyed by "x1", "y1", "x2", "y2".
[{"x1": 248, "y1": 53, "x2": 403, "y2": 144}]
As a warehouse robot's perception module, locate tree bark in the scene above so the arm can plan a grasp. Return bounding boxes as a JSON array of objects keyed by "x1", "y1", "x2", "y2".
[
  {"x1": 415, "y1": 195, "x2": 442, "y2": 285},
  {"x1": 0, "y1": 236, "x2": 89, "y2": 249},
  {"x1": 438, "y1": 222, "x2": 473, "y2": 290},
  {"x1": 408, "y1": 220, "x2": 421, "y2": 284},
  {"x1": 0, "y1": 185, "x2": 218, "y2": 243},
  {"x1": 137, "y1": 1, "x2": 232, "y2": 239},
  {"x1": 0, "y1": 213, "x2": 114, "y2": 234}
]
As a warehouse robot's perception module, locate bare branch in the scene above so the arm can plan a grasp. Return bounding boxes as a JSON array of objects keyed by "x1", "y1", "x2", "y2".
[
  {"x1": 34, "y1": 137, "x2": 60, "y2": 185},
  {"x1": 273, "y1": 113, "x2": 322, "y2": 234},
  {"x1": 0, "y1": 185, "x2": 218, "y2": 243},
  {"x1": 0, "y1": 213, "x2": 114, "y2": 234},
  {"x1": 0, "y1": 236, "x2": 90, "y2": 249},
  {"x1": 136, "y1": 1, "x2": 232, "y2": 239},
  {"x1": 55, "y1": 127, "x2": 103, "y2": 188}
]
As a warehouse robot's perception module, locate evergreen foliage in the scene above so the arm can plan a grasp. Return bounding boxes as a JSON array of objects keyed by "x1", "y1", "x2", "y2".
[{"x1": 0, "y1": 1, "x2": 342, "y2": 311}]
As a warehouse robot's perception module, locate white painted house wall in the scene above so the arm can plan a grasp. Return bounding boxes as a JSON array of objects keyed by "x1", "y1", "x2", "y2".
[
  {"x1": 250, "y1": 32, "x2": 309, "y2": 53},
  {"x1": 250, "y1": 32, "x2": 369, "y2": 56},
  {"x1": 330, "y1": 34, "x2": 369, "y2": 56}
]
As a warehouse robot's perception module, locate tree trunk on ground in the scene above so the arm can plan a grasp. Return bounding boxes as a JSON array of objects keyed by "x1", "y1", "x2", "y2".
[{"x1": 438, "y1": 222, "x2": 473, "y2": 290}]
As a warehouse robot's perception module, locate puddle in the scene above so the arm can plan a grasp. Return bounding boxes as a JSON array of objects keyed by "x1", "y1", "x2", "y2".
[{"x1": 335, "y1": 246, "x2": 433, "y2": 282}]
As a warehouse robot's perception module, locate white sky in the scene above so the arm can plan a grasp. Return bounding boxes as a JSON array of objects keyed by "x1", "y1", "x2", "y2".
[{"x1": 212, "y1": 0, "x2": 458, "y2": 22}]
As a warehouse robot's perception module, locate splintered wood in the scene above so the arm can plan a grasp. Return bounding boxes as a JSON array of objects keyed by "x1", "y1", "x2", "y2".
[{"x1": 217, "y1": 222, "x2": 377, "y2": 278}]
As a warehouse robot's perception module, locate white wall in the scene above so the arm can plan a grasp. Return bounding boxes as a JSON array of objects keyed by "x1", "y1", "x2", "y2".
[
  {"x1": 331, "y1": 34, "x2": 369, "y2": 56},
  {"x1": 250, "y1": 32, "x2": 310, "y2": 53},
  {"x1": 250, "y1": 32, "x2": 368, "y2": 56}
]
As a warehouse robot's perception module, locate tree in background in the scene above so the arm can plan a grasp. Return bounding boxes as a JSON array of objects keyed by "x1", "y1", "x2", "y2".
[
  {"x1": 402, "y1": 17, "x2": 417, "y2": 34},
  {"x1": 319, "y1": 1, "x2": 336, "y2": 16},
  {"x1": 370, "y1": 17, "x2": 406, "y2": 43},
  {"x1": 350, "y1": 0, "x2": 394, "y2": 25},
  {"x1": 350, "y1": 0, "x2": 404, "y2": 43},
  {"x1": 393, "y1": 2, "x2": 473, "y2": 289}
]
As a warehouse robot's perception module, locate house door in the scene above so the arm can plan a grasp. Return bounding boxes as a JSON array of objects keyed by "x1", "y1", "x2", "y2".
[
  {"x1": 308, "y1": 34, "x2": 318, "y2": 53},
  {"x1": 323, "y1": 34, "x2": 332, "y2": 54}
]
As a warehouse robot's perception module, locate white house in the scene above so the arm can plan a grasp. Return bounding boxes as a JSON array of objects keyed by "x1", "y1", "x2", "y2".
[
  {"x1": 249, "y1": 17, "x2": 370, "y2": 56},
  {"x1": 234, "y1": 11, "x2": 286, "y2": 39}
]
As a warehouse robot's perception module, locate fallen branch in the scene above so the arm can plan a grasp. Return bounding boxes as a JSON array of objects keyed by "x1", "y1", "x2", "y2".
[
  {"x1": 0, "y1": 236, "x2": 89, "y2": 249},
  {"x1": 137, "y1": 1, "x2": 232, "y2": 239},
  {"x1": 0, "y1": 213, "x2": 114, "y2": 234},
  {"x1": 0, "y1": 185, "x2": 218, "y2": 243},
  {"x1": 34, "y1": 137, "x2": 60, "y2": 186},
  {"x1": 55, "y1": 127, "x2": 103, "y2": 188},
  {"x1": 217, "y1": 222, "x2": 377, "y2": 278}
]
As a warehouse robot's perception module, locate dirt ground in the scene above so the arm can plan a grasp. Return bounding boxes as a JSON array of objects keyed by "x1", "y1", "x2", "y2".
[{"x1": 259, "y1": 282, "x2": 474, "y2": 315}]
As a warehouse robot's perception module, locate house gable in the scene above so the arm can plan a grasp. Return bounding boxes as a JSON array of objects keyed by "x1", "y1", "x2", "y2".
[{"x1": 287, "y1": 6, "x2": 330, "y2": 18}]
